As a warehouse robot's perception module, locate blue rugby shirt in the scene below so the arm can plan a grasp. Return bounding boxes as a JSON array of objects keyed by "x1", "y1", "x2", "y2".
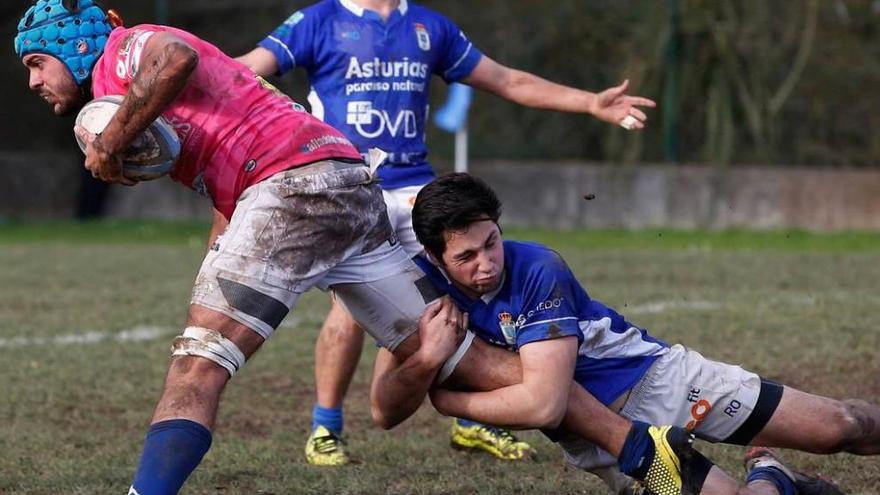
[
  {"x1": 415, "y1": 240, "x2": 669, "y2": 406},
  {"x1": 258, "y1": 0, "x2": 483, "y2": 189}
]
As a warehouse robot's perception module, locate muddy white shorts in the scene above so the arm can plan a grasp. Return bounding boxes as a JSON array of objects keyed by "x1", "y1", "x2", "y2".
[{"x1": 190, "y1": 160, "x2": 442, "y2": 350}]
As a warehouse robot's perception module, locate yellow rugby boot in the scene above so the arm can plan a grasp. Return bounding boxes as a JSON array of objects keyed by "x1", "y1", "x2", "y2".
[
  {"x1": 640, "y1": 425, "x2": 689, "y2": 495},
  {"x1": 619, "y1": 422, "x2": 695, "y2": 495},
  {"x1": 304, "y1": 425, "x2": 349, "y2": 466},
  {"x1": 450, "y1": 419, "x2": 533, "y2": 461}
]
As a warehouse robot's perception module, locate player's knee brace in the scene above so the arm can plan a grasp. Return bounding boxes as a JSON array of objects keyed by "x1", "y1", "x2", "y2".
[
  {"x1": 434, "y1": 330, "x2": 476, "y2": 385},
  {"x1": 171, "y1": 326, "x2": 246, "y2": 377}
]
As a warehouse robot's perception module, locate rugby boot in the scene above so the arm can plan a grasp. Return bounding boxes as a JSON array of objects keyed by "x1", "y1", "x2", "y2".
[
  {"x1": 744, "y1": 447, "x2": 845, "y2": 495},
  {"x1": 450, "y1": 419, "x2": 533, "y2": 460},
  {"x1": 642, "y1": 425, "x2": 693, "y2": 495},
  {"x1": 304, "y1": 425, "x2": 349, "y2": 466},
  {"x1": 619, "y1": 423, "x2": 698, "y2": 495}
]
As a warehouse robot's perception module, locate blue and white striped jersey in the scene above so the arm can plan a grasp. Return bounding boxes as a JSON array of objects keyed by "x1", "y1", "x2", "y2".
[
  {"x1": 415, "y1": 241, "x2": 669, "y2": 406},
  {"x1": 258, "y1": 0, "x2": 483, "y2": 189}
]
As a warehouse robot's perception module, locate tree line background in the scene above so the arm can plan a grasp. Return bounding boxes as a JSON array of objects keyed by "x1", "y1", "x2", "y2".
[{"x1": 2, "y1": 0, "x2": 879, "y2": 168}]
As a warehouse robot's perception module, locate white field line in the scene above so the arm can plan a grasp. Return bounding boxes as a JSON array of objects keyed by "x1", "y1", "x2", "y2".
[
  {"x1": 0, "y1": 326, "x2": 173, "y2": 349},
  {"x1": 624, "y1": 300, "x2": 720, "y2": 315},
  {"x1": 624, "y1": 293, "x2": 817, "y2": 316},
  {"x1": 0, "y1": 315, "x2": 304, "y2": 350}
]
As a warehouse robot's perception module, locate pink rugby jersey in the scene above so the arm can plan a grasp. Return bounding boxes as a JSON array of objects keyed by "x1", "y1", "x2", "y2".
[{"x1": 91, "y1": 25, "x2": 363, "y2": 219}]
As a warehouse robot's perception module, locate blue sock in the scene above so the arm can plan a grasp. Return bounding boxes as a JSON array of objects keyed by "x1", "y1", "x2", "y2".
[
  {"x1": 617, "y1": 421, "x2": 654, "y2": 480},
  {"x1": 455, "y1": 418, "x2": 482, "y2": 428},
  {"x1": 129, "y1": 419, "x2": 212, "y2": 495},
  {"x1": 312, "y1": 404, "x2": 343, "y2": 435},
  {"x1": 747, "y1": 467, "x2": 796, "y2": 495}
]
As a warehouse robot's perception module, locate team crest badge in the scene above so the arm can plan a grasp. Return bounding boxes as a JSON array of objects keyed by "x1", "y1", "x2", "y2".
[
  {"x1": 415, "y1": 23, "x2": 431, "y2": 51},
  {"x1": 498, "y1": 312, "x2": 517, "y2": 346}
]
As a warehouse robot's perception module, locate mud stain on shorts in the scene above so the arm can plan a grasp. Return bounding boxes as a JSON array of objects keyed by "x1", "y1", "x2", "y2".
[
  {"x1": 392, "y1": 317, "x2": 417, "y2": 337},
  {"x1": 259, "y1": 169, "x2": 392, "y2": 282}
]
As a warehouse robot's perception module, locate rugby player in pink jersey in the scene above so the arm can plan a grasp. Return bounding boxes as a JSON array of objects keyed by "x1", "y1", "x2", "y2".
[{"x1": 17, "y1": 1, "x2": 719, "y2": 494}]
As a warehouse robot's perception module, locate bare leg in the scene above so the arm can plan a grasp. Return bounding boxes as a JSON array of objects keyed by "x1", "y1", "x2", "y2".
[
  {"x1": 129, "y1": 304, "x2": 268, "y2": 493},
  {"x1": 559, "y1": 382, "x2": 631, "y2": 457},
  {"x1": 313, "y1": 297, "x2": 365, "y2": 410},
  {"x1": 751, "y1": 386, "x2": 880, "y2": 455},
  {"x1": 304, "y1": 298, "x2": 364, "y2": 465},
  {"x1": 152, "y1": 304, "x2": 265, "y2": 428}
]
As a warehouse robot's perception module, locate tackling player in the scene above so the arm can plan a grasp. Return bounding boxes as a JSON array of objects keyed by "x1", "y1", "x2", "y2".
[
  {"x1": 373, "y1": 172, "x2": 877, "y2": 494},
  {"x1": 236, "y1": 0, "x2": 656, "y2": 465},
  {"x1": 17, "y1": 2, "x2": 693, "y2": 494}
]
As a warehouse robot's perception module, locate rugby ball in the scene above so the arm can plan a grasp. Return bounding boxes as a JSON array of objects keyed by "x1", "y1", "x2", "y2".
[{"x1": 74, "y1": 95, "x2": 181, "y2": 181}]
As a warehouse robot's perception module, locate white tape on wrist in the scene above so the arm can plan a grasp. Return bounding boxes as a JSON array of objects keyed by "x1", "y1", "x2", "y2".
[
  {"x1": 620, "y1": 115, "x2": 639, "y2": 131},
  {"x1": 171, "y1": 326, "x2": 247, "y2": 377},
  {"x1": 435, "y1": 330, "x2": 476, "y2": 385}
]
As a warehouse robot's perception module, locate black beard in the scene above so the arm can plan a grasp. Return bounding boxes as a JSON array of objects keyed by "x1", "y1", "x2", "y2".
[{"x1": 49, "y1": 75, "x2": 92, "y2": 116}]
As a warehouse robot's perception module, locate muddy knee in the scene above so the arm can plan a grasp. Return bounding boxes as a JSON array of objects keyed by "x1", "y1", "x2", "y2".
[
  {"x1": 811, "y1": 400, "x2": 867, "y2": 453},
  {"x1": 839, "y1": 399, "x2": 878, "y2": 453}
]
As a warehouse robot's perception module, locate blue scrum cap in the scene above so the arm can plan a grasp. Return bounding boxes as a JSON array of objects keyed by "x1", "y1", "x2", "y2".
[{"x1": 15, "y1": 0, "x2": 114, "y2": 86}]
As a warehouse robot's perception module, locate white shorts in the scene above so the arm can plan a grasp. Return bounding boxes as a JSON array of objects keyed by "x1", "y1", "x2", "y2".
[
  {"x1": 190, "y1": 160, "x2": 441, "y2": 350},
  {"x1": 560, "y1": 345, "x2": 770, "y2": 473},
  {"x1": 382, "y1": 184, "x2": 425, "y2": 257}
]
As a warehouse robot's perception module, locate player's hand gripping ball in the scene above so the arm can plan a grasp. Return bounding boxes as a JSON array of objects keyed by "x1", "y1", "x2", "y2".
[{"x1": 74, "y1": 95, "x2": 181, "y2": 181}]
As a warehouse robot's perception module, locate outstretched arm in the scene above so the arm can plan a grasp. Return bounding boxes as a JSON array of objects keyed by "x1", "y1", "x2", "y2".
[
  {"x1": 76, "y1": 31, "x2": 198, "y2": 184},
  {"x1": 462, "y1": 55, "x2": 655, "y2": 130}
]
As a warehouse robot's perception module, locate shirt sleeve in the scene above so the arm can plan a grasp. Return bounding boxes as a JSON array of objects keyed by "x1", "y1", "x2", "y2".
[
  {"x1": 256, "y1": 9, "x2": 316, "y2": 74},
  {"x1": 100, "y1": 28, "x2": 158, "y2": 90},
  {"x1": 515, "y1": 252, "x2": 583, "y2": 349},
  {"x1": 435, "y1": 14, "x2": 483, "y2": 82}
]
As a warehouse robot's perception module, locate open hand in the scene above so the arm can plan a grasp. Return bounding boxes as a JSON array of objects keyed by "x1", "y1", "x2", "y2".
[{"x1": 591, "y1": 79, "x2": 656, "y2": 131}]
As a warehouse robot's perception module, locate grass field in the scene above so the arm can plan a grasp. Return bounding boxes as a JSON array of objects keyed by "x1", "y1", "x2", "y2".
[{"x1": 0, "y1": 221, "x2": 878, "y2": 494}]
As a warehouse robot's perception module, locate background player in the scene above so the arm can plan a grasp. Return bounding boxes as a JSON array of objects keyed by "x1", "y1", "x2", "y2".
[
  {"x1": 372, "y1": 172, "x2": 877, "y2": 494},
  {"x1": 236, "y1": 0, "x2": 656, "y2": 465}
]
